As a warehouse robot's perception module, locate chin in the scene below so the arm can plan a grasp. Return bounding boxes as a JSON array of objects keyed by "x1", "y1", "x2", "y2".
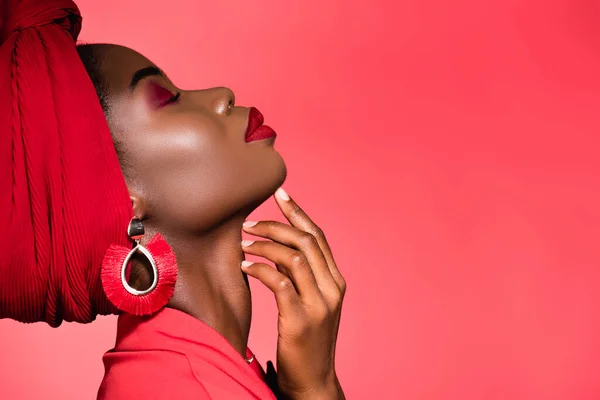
[
  {"x1": 263, "y1": 157, "x2": 288, "y2": 198},
  {"x1": 273, "y1": 159, "x2": 287, "y2": 189},
  {"x1": 241, "y1": 158, "x2": 287, "y2": 214}
]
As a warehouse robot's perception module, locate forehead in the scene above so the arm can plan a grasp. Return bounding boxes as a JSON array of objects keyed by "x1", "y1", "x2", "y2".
[{"x1": 98, "y1": 44, "x2": 157, "y2": 92}]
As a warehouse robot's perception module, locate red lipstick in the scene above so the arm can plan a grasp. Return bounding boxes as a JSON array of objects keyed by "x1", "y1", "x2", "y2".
[{"x1": 245, "y1": 107, "x2": 277, "y2": 143}]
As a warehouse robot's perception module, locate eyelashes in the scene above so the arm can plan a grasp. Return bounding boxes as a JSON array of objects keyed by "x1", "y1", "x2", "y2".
[
  {"x1": 147, "y1": 81, "x2": 180, "y2": 108},
  {"x1": 164, "y1": 92, "x2": 181, "y2": 105}
]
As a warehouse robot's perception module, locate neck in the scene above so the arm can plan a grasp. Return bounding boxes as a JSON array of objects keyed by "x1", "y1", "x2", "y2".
[{"x1": 138, "y1": 216, "x2": 252, "y2": 359}]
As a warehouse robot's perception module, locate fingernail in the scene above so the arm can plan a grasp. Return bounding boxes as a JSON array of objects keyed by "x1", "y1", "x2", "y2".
[
  {"x1": 243, "y1": 220, "x2": 258, "y2": 228},
  {"x1": 241, "y1": 260, "x2": 254, "y2": 268},
  {"x1": 276, "y1": 187, "x2": 290, "y2": 201},
  {"x1": 241, "y1": 240, "x2": 255, "y2": 247}
]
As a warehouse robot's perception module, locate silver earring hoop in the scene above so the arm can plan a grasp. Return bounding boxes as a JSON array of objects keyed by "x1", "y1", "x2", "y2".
[{"x1": 121, "y1": 217, "x2": 159, "y2": 296}]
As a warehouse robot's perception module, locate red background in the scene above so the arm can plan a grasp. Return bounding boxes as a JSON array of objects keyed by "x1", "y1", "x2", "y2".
[{"x1": 1, "y1": 0, "x2": 599, "y2": 398}]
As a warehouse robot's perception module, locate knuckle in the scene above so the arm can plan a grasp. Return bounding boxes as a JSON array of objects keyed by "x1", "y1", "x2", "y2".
[
  {"x1": 311, "y1": 306, "x2": 330, "y2": 324},
  {"x1": 263, "y1": 221, "x2": 277, "y2": 230},
  {"x1": 326, "y1": 289, "x2": 343, "y2": 308},
  {"x1": 311, "y1": 225, "x2": 325, "y2": 239},
  {"x1": 339, "y1": 279, "x2": 347, "y2": 295},
  {"x1": 333, "y1": 294, "x2": 344, "y2": 311},
  {"x1": 289, "y1": 252, "x2": 309, "y2": 269},
  {"x1": 290, "y1": 205, "x2": 304, "y2": 219},
  {"x1": 330, "y1": 287, "x2": 343, "y2": 301},
  {"x1": 276, "y1": 277, "x2": 294, "y2": 293},
  {"x1": 299, "y1": 232, "x2": 318, "y2": 247}
]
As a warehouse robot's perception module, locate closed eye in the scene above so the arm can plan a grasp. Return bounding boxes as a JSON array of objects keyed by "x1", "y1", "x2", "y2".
[
  {"x1": 147, "y1": 81, "x2": 181, "y2": 108},
  {"x1": 165, "y1": 92, "x2": 181, "y2": 105}
]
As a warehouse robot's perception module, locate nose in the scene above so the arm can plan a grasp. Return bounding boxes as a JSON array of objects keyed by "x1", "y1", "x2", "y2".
[{"x1": 211, "y1": 87, "x2": 235, "y2": 116}]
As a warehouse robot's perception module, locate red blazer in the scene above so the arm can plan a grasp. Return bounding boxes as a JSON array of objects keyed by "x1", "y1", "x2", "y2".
[{"x1": 97, "y1": 308, "x2": 277, "y2": 399}]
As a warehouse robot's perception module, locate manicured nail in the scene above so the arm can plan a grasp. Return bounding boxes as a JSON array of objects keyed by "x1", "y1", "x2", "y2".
[
  {"x1": 241, "y1": 260, "x2": 254, "y2": 268},
  {"x1": 243, "y1": 220, "x2": 258, "y2": 228},
  {"x1": 276, "y1": 187, "x2": 290, "y2": 201},
  {"x1": 241, "y1": 240, "x2": 255, "y2": 247}
]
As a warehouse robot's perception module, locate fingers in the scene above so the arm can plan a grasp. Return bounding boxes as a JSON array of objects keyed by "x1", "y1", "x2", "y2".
[
  {"x1": 242, "y1": 220, "x2": 337, "y2": 295},
  {"x1": 241, "y1": 261, "x2": 300, "y2": 317},
  {"x1": 273, "y1": 188, "x2": 346, "y2": 295},
  {"x1": 241, "y1": 239, "x2": 322, "y2": 301}
]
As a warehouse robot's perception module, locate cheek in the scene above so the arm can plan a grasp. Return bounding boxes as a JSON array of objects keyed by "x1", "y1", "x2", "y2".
[
  {"x1": 131, "y1": 117, "x2": 240, "y2": 215},
  {"x1": 123, "y1": 112, "x2": 286, "y2": 230},
  {"x1": 136, "y1": 114, "x2": 227, "y2": 170}
]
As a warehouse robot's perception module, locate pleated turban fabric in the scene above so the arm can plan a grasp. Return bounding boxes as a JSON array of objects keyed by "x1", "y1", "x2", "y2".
[{"x1": 0, "y1": 0, "x2": 132, "y2": 327}]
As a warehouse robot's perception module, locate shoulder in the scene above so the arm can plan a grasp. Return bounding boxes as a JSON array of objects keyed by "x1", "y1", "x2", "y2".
[{"x1": 97, "y1": 349, "x2": 210, "y2": 400}]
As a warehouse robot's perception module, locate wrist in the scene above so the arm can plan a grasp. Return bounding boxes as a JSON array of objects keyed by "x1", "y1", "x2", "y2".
[
  {"x1": 311, "y1": 381, "x2": 345, "y2": 400},
  {"x1": 280, "y1": 375, "x2": 345, "y2": 400}
]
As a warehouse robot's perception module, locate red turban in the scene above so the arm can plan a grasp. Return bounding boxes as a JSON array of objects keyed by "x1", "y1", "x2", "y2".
[{"x1": 0, "y1": 0, "x2": 132, "y2": 327}]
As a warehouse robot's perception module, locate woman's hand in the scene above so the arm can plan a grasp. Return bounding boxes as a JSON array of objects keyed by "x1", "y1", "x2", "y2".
[{"x1": 241, "y1": 187, "x2": 346, "y2": 400}]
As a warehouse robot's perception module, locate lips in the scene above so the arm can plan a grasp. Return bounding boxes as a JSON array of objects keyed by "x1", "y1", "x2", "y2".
[{"x1": 245, "y1": 107, "x2": 277, "y2": 143}]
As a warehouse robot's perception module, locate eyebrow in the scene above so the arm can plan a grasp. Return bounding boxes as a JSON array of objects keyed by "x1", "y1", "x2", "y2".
[{"x1": 129, "y1": 66, "x2": 164, "y2": 90}]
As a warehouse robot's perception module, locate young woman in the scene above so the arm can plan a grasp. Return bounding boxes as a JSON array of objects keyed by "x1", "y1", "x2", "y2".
[{"x1": 0, "y1": 0, "x2": 346, "y2": 399}]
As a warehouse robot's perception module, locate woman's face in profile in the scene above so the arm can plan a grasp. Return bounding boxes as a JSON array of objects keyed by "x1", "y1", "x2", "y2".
[{"x1": 94, "y1": 44, "x2": 287, "y2": 231}]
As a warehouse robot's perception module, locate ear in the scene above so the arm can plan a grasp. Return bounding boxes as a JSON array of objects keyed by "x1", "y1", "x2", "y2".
[{"x1": 129, "y1": 189, "x2": 148, "y2": 220}]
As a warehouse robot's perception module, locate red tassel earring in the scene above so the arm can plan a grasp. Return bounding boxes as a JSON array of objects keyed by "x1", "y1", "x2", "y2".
[{"x1": 101, "y1": 217, "x2": 177, "y2": 316}]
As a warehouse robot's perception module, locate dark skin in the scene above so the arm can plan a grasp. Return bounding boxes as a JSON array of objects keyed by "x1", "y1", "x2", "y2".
[{"x1": 94, "y1": 44, "x2": 346, "y2": 399}]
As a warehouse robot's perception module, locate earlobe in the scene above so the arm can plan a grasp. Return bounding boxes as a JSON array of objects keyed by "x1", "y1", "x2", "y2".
[{"x1": 129, "y1": 192, "x2": 147, "y2": 219}]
